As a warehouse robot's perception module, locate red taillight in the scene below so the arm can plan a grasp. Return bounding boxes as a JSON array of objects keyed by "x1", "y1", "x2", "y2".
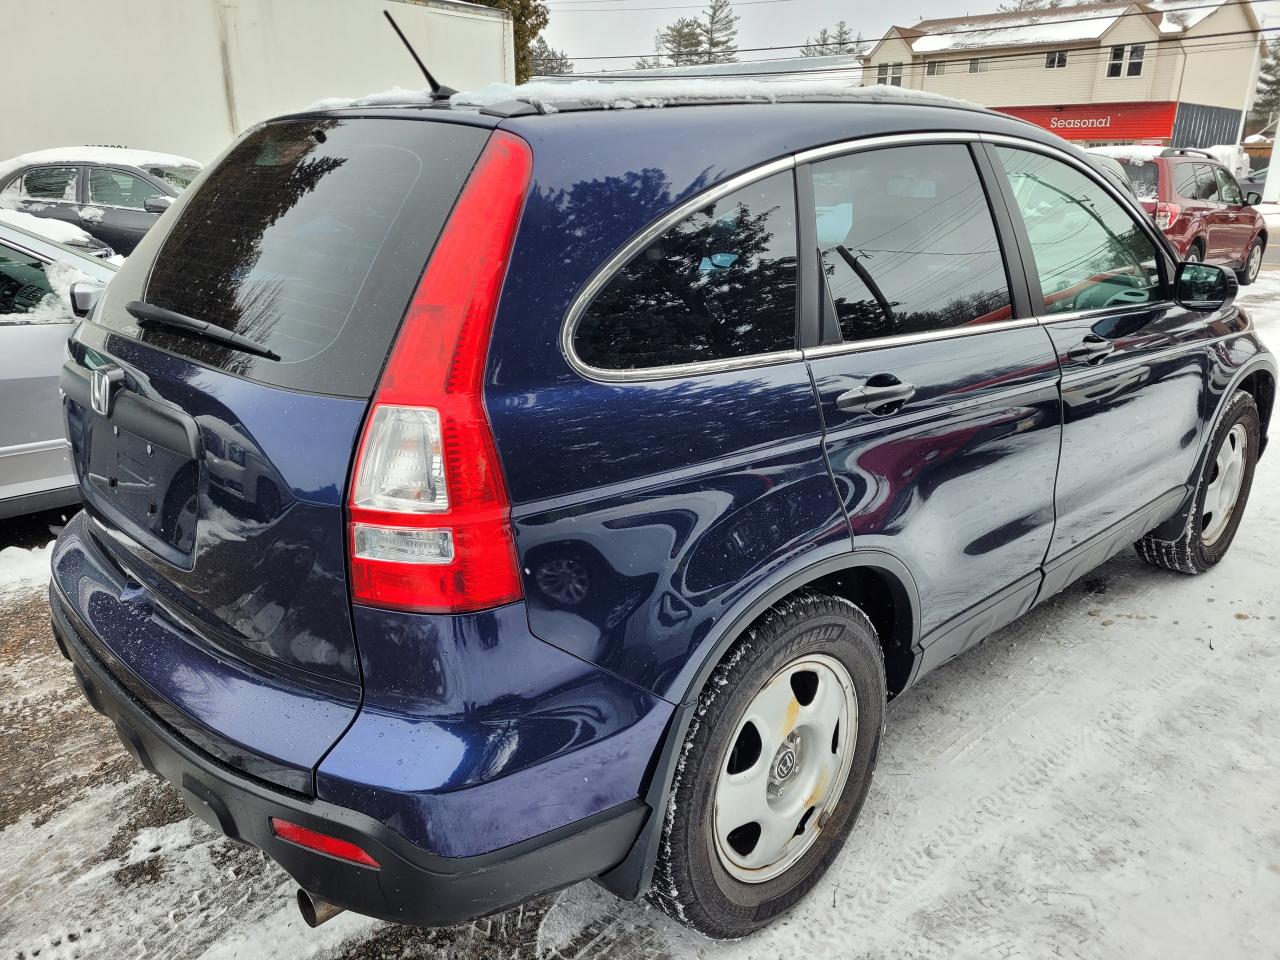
[
  {"x1": 347, "y1": 131, "x2": 531, "y2": 614},
  {"x1": 270, "y1": 818, "x2": 380, "y2": 868},
  {"x1": 1155, "y1": 201, "x2": 1181, "y2": 231}
]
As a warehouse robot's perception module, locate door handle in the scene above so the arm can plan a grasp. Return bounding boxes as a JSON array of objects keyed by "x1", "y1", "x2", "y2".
[
  {"x1": 836, "y1": 376, "x2": 916, "y2": 414},
  {"x1": 1066, "y1": 334, "x2": 1114, "y2": 363}
]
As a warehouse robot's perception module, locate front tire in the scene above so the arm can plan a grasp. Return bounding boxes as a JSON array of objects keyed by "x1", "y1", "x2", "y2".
[
  {"x1": 648, "y1": 594, "x2": 885, "y2": 939},
  {"x1": 1135, "y1": 390, "x2": 1260, "y2": 574}
]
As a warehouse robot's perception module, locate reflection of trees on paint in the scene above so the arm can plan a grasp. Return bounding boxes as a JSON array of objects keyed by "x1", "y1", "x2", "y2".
[{"x1": 146, "y1": 120, "x2": 344, "y2": 374}]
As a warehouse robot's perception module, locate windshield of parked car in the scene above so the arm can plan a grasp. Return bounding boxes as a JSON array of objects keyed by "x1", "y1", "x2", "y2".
[
  {"x1": 145, "y1": 164, "x2": 201, "y2": 191},
  {"x1": 1119, "y1": 161, "x2": 1159, "y2": 201}
]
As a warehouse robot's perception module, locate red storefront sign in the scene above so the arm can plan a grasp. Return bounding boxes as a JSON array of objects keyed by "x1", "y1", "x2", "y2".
[{"x1": 995, "y1": 102, "x2": 1178, "y2": 141}]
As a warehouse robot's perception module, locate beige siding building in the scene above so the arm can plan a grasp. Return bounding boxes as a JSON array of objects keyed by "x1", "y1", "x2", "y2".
[{"x1": 864, "y1": 0, "x2": 1266, "y2": 147}]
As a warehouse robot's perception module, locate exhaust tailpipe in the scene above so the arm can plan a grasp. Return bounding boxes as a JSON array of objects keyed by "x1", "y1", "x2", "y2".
[{"x1": 296, "y1": 888, "x2": 345, "y2": 927}]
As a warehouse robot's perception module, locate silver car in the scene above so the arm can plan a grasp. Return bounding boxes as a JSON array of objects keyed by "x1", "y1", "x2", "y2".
[{"x1": 1, "y1": 219, "x2": 116, "y2": 519}]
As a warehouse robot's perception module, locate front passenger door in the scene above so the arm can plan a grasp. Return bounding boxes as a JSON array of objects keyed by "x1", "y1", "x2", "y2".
[
  {"x1": 801, "y1": 141, "x2": 1062, "y2": 672},
  {"x1": 84, "y1": 167, "x2": 165, "y2": 254},
  {"x1": 990, "y1": 145, "x2": 1210, "y2": 594}
]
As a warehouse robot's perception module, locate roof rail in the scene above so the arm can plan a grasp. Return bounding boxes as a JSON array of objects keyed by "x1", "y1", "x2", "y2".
[{"x1": 1160, "y1": 147, "x2": 1213, "y2": 159}]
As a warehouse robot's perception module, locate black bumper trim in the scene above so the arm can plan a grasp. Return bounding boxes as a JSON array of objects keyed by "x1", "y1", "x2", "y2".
[{"x1": 51, "y1": 586, "x2": 648, "y2": 926}]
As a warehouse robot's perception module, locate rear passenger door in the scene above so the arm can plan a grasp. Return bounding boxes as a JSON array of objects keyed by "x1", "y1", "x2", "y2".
[
  {"x1": 988, "y1": 143, "x2": 1210, "y2": 595},
  {"x1": 798, "y1": 138, "x2": 1062, "y2": 673},
  {"x1": 4, "y1": 165, "x2": 84, "y2": 232}
]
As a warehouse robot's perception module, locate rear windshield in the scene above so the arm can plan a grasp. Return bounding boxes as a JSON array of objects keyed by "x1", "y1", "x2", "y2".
[
  {"x1": 91, "y1": 117, "x2": 488, "y2": 396},
  {"x1": 1120, "y1": 161, "x2": 1159, "y2": 200}
]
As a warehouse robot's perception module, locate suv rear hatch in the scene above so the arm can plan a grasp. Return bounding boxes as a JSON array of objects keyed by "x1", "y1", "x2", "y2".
[{"x1": 57, "y1": 115, "x2": 492, "y2": 792}]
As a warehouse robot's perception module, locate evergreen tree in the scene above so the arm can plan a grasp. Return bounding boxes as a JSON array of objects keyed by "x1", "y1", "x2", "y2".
[
  {"x1": 800, "y1": 21, "x2": 865, "y2": 57},
  {"x1": 472, "y1": 0, "x2": 550, "y2": 83},
  {"x1": 1250, "y1": 38, "x2": 1280, "y2": 127},
  {"x1": 532, "y1": 34, "x2": 573, "y2": 75},
  {"x1": 700, "y1": 0, "x2": 739, "y2": 64}
]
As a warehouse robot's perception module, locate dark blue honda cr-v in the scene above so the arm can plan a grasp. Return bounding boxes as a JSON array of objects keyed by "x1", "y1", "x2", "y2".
[{"x1": 50, "y1": 87, "x2": 1275, "y2": 938}]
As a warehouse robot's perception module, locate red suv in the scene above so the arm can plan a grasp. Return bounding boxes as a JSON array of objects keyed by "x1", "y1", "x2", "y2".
[{"x1": 1099, "y1": 148, "x2": 1266, "y2": 284}]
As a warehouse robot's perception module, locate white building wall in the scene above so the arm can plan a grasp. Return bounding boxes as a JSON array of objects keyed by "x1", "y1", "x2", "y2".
[{"x1": 0, "y1": 0, "x2": 513, "y2": 165}]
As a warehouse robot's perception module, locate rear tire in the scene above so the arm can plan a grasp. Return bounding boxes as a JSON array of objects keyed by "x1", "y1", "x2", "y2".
[
  {"x1": 1236, "y1": 239, "x2": 1264, "y2": 286},
  {"x1": 1135, "y1": 391, "x2": 1259, "y2": 574},
  {"x1": 647, "y1": 593, "x2": 885, "y2": 939}
]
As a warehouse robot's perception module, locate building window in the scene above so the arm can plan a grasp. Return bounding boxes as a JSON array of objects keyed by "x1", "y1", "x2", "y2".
[
  {"x1": 1127, "y1": 44, "x2": 1145, "y2": 76},
  {"x1": 926, "y1": 60, "x2": 946, "y2": 76},
  {"x1": 1107, "y1": 45, "x2": 1124, "y2": 77},
  {"x1": 1107, "y1": 44, "x2": 1144, "y2": 78},
  {"x1": 1045, "y1": 50, "x2": 1067, "y2": 69},
  {"x1": 969, "y1": 58, "x2": 990, "y2": 73},
  {"x1": 877, "y1": 62, "x2": 903, "y2": 86}
]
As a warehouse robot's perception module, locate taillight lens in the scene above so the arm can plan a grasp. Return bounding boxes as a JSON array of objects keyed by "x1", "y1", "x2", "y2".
[
  {"x1": 1155, "y1": 202, "x2": 1181, "y2": 230},
  {"x1": 347, "y1": 131, "x2": 531, "y2": 614}
]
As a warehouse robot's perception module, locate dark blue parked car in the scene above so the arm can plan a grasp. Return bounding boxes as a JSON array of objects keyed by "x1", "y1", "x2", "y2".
[{"x1": 50, "y1": 89, "x2": 1275, "y2": 938}]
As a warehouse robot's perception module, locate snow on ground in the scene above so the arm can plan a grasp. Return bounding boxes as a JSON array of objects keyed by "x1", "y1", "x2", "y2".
[
  {"x1": 1253, "y1": 202, "x2": 1280, "y2": 234},
  {"x1": 0, "y1": 542, "x2": 53, "y2": 598},
  {"x1": 1, "y1": 285, "x2": 1278, "y2": 959}
]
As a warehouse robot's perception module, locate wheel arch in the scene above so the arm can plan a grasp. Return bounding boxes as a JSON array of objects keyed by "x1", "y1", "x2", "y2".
[{"x1": 595, "y1": 548, "x2": 921, "y2": 901}]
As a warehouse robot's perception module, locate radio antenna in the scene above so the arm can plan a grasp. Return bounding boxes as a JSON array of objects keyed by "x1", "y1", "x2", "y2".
[{"x1": 383, "y1": 10, "x2": 457, "y2": 98}]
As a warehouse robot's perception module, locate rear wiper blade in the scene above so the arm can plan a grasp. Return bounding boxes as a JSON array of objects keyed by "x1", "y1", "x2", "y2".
[{"x1": 125, "y1": 301, "x2": 281, "y2": 361}]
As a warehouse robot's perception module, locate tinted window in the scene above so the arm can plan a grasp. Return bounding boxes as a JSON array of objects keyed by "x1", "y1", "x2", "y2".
[
  {"x1": 1173, "y1": 162, "x2": 1200, "y2": 200},
  {"x1": 1121, "y1": 160, "x2": 1159, "y2": 200},
  {"x1": 1193, "y1": 164, "x2": 1219, "y2": 201},
  {"x1": 92, "y1": 118, "x2": 488, "y2": 396},
  {"x1": 21, "y1": 166, "x2": 78, "y2": 201},
  {"x1": 1214, "y1": 167, "x2": 1243, "y2": 204},
  {"x1": 88, "y1": 168, "x2": 165, "y2": 210},
  {"x1": 810, "y1": 144, "x2": 1012, "y2": 343},
  {"x1": 573, "y1": 171, "x2": 798, "y2": 371},
  {"x1": 996, "y1": 147, "x2": 1161, "y2": 314}
]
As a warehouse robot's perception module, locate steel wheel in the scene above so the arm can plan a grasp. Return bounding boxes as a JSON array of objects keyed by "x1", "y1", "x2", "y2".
[
  {"x1": 1202, "y1": 423, "x2": 1248, "y2": 546},
  {"x1": 1247, "y1": 242, "x2": 1263, "y2": 281},
  {"x1": 713, "y1": 654, "x2": 857, "y2": 884}
]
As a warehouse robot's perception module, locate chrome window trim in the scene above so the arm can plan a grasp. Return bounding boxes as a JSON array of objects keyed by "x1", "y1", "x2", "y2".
[
  {"x1": 561, "y1": 155, "x2": 799, "y2": 383},
  {"x1": 794, "y1": 130, "x2": 979, "y2": 166},
  {"x1": 803, "y1": 317, "x2": 1038, "y2": 359}
]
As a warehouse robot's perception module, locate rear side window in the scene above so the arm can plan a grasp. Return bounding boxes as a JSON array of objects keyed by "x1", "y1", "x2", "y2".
[
  {"x1": 17, "y1": 166, "x2": 79, "y2": 202},
  {"x1": 996, "y1": 147, "x2": 1161, "y2": 314},
  {"x1": 573, "y1": 171, "x2": 798, "y2": 371},
  {"x1": 1121, "y1": 160, "x2": 1159, "y2": 200},
  {"x1": 810, "y1": 144, "x2": 1013, "y2": 343},
  {"x1": 91, "y1": 118, "x2": 489, "y2": 396}
]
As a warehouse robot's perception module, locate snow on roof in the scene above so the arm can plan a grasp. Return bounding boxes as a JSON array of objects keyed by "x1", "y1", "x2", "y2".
[
  {"x1": 0, "y1": 146, "x2": 201, "y2": 189},
  {"x1": 907, "y1": 0, "x2": 1229, "y2": 54},
  {"x1": 450, "y1": 78, "x2": 973, "y2": 111},
  {"x1": 0, "y1": 207, "x2": 98, "y2": 247},
  {"x1": 1088, "y1": 144, "x2": 1166, "y2": 163}
]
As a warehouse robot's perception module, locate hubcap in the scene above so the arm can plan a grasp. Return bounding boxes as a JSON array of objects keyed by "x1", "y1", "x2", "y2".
[
  {"x1": 1249, "y1": 243, "x2": 1262, "y2": 280},
  {"x1": 713, "y1": 654, "x2": 857, "y2": 884},
  {"x1": 1202, "y1": 423, "x2": 1247, "y2": 546}
]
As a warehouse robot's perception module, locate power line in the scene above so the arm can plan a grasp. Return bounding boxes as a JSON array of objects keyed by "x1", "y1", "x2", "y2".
[
  {"x1": 565, "y1": 23, "x2": 1275, "y2": 75},
  {"x1": 548, "y1": 0, "x2": 795, "y2": 10},
  {"x1": 558, "y1": 0, "x2": 1267, "y2": 60}
]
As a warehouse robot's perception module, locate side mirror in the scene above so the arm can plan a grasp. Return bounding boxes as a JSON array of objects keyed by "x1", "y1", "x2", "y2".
[
  {"x1": 69, "y1": 280, "x2": 106, "y2": 318},
  {"x1": 1175, "y1": 261, "x2": 1237, "y2": 312},
  {"x1": 143, "y1": 195, "x2": 173, "y2": 214},
  {"x1": 1245, "y1": 191, "x2": 1262, "y2": 206}
]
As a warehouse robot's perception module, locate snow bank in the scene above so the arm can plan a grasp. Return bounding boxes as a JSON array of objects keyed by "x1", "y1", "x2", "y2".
[
  {"x1": 0, "y1": 542, "x2": 54, "y2": 597},
  {"x1": 0, "y1": 207, "x2": 97, "y2": 247},
  {"x1": 310, "y1": 78, "x2": 975, "y2": 114}
]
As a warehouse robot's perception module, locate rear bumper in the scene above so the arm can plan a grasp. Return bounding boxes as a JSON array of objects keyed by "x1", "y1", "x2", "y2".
[{"x1": 51, "y1": 589, "x2": 648, "y2": 926}]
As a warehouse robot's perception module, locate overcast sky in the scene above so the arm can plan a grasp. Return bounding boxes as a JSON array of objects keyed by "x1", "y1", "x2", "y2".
[{"x1": 543, "y1": 0, "x2": 1280, "y2": 72}]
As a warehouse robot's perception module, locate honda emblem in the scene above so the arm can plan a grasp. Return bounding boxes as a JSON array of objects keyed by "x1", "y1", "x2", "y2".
[{"x1": 91, "y1": 365, "x2": 124, "y2": 417}]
